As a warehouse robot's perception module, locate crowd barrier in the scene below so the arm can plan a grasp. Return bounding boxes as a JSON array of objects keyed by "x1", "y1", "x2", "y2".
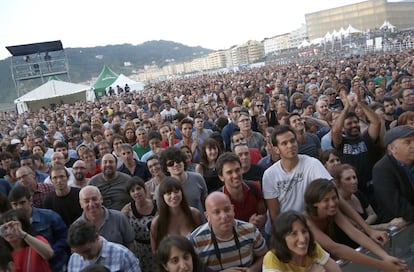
[{"x1": 337, "y1": 223, "x2": 414, "y2": 271}]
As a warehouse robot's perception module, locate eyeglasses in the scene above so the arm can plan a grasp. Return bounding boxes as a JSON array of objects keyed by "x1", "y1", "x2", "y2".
[
  {"x1": 256, "y1": 104, "x2": 263, "y2": 107},
  {"x1": 166, "y1": 159, "x2": 182, "y2": 167},
  {"x1": 34, "y1": 140, "x2": 43, "y2": 144}
]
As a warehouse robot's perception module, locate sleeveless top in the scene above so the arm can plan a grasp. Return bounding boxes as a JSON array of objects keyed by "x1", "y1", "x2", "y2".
[{"x1": 201, "y1": 164, "x2": 222, "y2": 193}]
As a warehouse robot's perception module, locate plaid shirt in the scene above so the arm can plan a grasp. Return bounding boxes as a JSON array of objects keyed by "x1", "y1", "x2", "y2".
[
  {"x1": 68, "y1": 237, "x2": 140, "y2": 272},
  {"x1": 32, "y1": 183, "x2": 54, "y2": 208}
]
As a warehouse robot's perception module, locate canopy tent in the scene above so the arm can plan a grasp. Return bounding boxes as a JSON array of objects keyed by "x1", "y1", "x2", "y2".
[
  {"x1": 339, "y1": 27, "x2": 346, "y2": 37},
  {"x1": 311, "y1": 37, "x2": 324, "y2": 45},
  {"x1": 92, "y1": 65, "x2": 118, "y2": 99},
  {"x1": 345, "y1": 24, "x2": 363, "y2": 35},
  {"x1": 380, "y1": 20, "x2": 396, "y2": 31},
  {"x1": 297, "y1": 39, "x2": 311, "y2": 49},
  {"x1": 47, "y1": 75, "x2": 61, "y2": 81},
  {"x1": 14, "y1": 80, "x2": 95, "y2": 114},
  {"x1": 324, "y1": 31, "x2": 333, "y2": 42},
  {"x1": 108, "y1": 74, "x2": 145, "y2": 94}
]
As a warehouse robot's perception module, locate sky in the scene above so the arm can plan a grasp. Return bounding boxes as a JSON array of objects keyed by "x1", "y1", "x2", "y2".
[{"x1": 0, "y1": 0, "x2": 370, "y2": 60}]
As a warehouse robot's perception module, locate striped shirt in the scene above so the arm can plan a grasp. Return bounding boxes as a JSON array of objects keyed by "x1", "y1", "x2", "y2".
[{"x1": 188, "y1": 220, "x2": 266, "y2": 272}]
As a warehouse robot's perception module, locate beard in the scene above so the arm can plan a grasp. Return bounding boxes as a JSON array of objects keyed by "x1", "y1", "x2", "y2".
[{"x1": 74, "y1": 173, "x2": 85, "y2": 180}]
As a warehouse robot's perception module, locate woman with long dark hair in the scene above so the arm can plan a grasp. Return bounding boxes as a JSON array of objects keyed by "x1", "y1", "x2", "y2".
[
  {"x1": 263, "y1": 210, "x2": 340, "y2": 271},
  {"x1": 196, "y1": 138, "x2": 222, "y2": 193},
  {"x1": 156, "y1": 235, "x2": 210, "y2": 272},
  {"x1": 150, "y1": 177, "x2": 202, "y2": 253}
]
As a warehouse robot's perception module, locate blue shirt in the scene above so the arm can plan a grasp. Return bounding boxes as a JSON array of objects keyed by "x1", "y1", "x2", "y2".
[
  {"x1": 0, "y1": 178, "x2": 11, "y2": 195},
  {"x1": 35, "y1": 170, "x2": 48, "y2": 183},
  {"x1": 395, "y1": 158, "x2": 414, "y2": 186},
  {"x1": 68, "y1": 237, "x2": 141, "y2": 272},
  {"x1": 31, "y1": 207, "x2": 68, "y2": 272}
]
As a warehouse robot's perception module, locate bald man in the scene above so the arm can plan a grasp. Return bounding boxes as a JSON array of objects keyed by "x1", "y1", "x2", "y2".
[
  {"x1": 75, "y1": 185, "x2": 135, "y2": 251},
  {"x1": 89, "y1": 153, "x2": 131, "y2": 210},
  {"x1": 188, "y1": 192, "x2": 267, "y2": 272}
]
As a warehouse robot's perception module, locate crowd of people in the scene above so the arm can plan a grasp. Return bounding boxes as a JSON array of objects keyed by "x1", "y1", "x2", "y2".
[{"x1": 0, "y1": 47, "x2": 414, "y2": 272}]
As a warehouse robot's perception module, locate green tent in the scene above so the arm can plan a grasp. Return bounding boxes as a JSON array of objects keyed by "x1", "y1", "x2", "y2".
[
  {"x1": 48, "y1": 75, "x2": 61, "y2": 81},
  {"x1": 92, "y1": 65, "x2": 118, "y2": 99}
]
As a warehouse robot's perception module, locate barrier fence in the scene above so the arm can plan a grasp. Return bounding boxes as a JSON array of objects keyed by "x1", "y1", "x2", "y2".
[{"x1": 337, "y1": 223, "x2": 414, "y2": 271}]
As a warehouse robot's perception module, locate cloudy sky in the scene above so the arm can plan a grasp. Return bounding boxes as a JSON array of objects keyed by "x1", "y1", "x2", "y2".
[{"x1": 1, "y1": 0, "x2": 370, "y2": 60}]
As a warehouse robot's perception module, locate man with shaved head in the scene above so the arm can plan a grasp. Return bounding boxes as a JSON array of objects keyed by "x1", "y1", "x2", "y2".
[
  {"x1": 89, "y1": 153, "x2": 131, "y2": 210},
  {"x1": 75, "y1": 185, "x2": 135, "y2": 251},
  {"x1": 188, "y1": 192, "x2": 267, "y2": 272}
]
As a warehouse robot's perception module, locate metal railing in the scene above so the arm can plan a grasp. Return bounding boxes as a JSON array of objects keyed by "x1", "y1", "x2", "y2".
[
  {"x1": 337, "y1": 223, "x2": 414, "y2": 271},
  {"x1": 12, "y1": 58, "x2": 69, "y2": 81}
]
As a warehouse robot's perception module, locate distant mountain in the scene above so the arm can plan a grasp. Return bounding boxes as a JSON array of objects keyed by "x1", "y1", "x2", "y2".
[{"x1": 0, "y1": 40, "x2": 213, "y2": 103}]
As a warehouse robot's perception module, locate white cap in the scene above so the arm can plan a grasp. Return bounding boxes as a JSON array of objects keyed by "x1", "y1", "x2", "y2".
[{"x1": 10, "y1": 139, "x2": 21, "y2": 145}]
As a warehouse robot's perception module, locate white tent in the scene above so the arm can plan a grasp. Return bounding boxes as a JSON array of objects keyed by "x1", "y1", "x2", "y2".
[
  {"x1": 298, "y1": 39, "x2": 311, "y2": 49},
  {"x1": 311, "y1": 37, "x2": 325, "y2": 45},
  {"x1": 14, "y1": 80, "x2": 95, "y2": 114},
  {"x1": 324, "y1": 31, "x2": 333, "y2": 42},
  {"x1": 345, "y1": 24, "x2": 363, "y2": 35},
  {"x1": 108, "y1": 74, "x2": 144, "y2": 94},
  {"x1": 380, "y1": 20, "x2": 396, "y2": 31},
  {"x1": 339, "y1": 27, "x2": 346, "y2": 37},
  {"x1": 332, "y1": 29, "x2": 340, "y2": 39}
]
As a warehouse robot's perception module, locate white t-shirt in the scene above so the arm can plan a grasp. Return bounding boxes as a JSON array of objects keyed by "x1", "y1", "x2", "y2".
[{"x1": 262, "y1": 154, "x2": 332, "y2": 213}]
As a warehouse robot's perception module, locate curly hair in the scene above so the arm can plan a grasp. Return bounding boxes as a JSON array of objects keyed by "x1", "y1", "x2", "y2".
[{"x1": 159, "y1": 147, "x2": 187, "y2": 175}]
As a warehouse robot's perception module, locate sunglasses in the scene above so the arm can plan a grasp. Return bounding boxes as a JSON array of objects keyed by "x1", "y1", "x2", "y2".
[{"x1": 166, "y1": 159, "x2": 182, "y2": 167}]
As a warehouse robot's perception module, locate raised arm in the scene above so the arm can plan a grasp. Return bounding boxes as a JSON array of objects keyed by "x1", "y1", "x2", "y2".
[
  {"x1": 331, "y1": 93, "x2": 350, "y2": 148},
  {"x1": 357, "y1": 99, "x2": 380, "y2": 141}
]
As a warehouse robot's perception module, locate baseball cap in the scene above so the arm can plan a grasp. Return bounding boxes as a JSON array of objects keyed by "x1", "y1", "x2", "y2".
[
  {"x1": 384, "y1": 125, "x2": 414, "y2": 146},
  {"x1": 10, "y1": 139, "x2": 21, "y2": 145}
]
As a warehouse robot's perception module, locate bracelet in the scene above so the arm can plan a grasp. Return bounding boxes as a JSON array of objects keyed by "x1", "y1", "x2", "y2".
[{"x1": 22, "y1": 233, "x2": 28, "y2": 240}]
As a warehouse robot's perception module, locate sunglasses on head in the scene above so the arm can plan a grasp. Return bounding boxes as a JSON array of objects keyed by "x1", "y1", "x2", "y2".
[{"x1": 166, "y1": 159, "x2": 182, "y2": 167}]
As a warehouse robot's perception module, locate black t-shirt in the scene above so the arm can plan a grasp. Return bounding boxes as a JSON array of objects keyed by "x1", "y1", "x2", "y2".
[
  {"x1": 65, "y1": 157, "x2": 77, "y2": 168},
  {"x1": 243, "y1": 164, "x2": 265, "y2": 183},
  {"x1": 0, "y1": 168, "x2": 6, "y2": 179},
  {"x1": 337, "y1": 133, "x2": 377, "y2": 195},
  {"x1": 43, "y1": 187, "x2": 83, "y2": 227}
]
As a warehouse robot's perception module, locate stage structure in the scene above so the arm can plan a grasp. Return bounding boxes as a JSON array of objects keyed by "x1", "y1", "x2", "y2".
[{"x1": 6, "y1": 40, "x2": 70, "y2": 97}]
